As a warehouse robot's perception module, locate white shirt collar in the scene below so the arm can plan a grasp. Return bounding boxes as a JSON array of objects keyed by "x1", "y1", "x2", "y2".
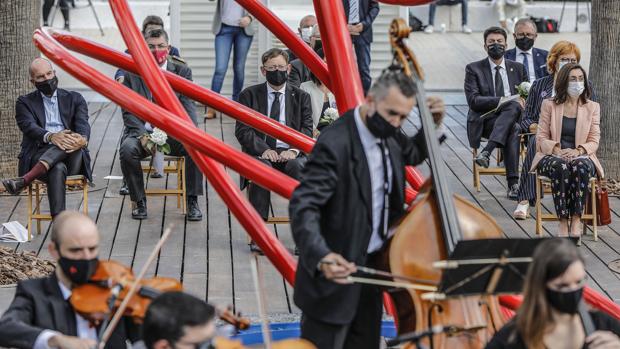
[
  {"x1": 40, "y1": 90, "x2": 58, "y2": 100},
  {"x1": 488, "y1": 57, "x2": 506, "y2": 70},
  {"x1": 354, "y1": 106, "x2": 380, "y2": 147},
  {"x1": 516, "y1": 47, "x2": 533, "y2": 56},
  {"x1": 57, "y1": 280, "x2": 72, "y2": 301},
  {"x1": 267, "y1": 82, "x2": 286, "y2": 95}
]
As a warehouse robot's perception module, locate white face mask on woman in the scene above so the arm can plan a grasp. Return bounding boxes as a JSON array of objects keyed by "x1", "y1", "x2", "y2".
[{"x1": 567, "y1": 81, "x2": 585, "y2": 97}]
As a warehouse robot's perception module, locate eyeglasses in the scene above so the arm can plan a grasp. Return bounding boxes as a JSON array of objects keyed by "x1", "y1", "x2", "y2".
[
  {"x1": 559, "y1": 58, "x2": 578, "y2": 64},
  {"x1": 515, "y1": 33, "x2": 536, "y2": 39},
  {"x1": 148, "y1": 44, "x2": 168, "y2": 50},
  {"x1": 263, "y1": 65, "x2": 288, "y2": 72}
]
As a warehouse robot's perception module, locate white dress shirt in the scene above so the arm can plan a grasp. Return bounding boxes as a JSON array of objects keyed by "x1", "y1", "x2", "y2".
[
  {"x1": 353, "y1": 107, "x2": 394, "y2": 253},
  {"x1": 266, "y1": 83, "x2": 289, "y2": 150},
  {"x1": 33, "y1": 281, "x2": 98, "y2": 349},
  {"x1": 348, "y1": 0, "x2": 360, "y2": 23},
  {"x1": 516, "y1": 47, "x2": 536, "y2": 82},
  {"x1": 42, "y1": 90, "x2": 65, "y2": 143},
  {"x1": 488, "y1": 57, "x2": 511, "y2": 98}
]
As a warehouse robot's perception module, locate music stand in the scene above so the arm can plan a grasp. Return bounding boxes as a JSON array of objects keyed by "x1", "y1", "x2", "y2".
[
  {"x1": 50, "y1": 0, "x2": 105, "y2": 36},
  {"x1": 428, "y1": 238, "x2": 578, "y2": 299}
]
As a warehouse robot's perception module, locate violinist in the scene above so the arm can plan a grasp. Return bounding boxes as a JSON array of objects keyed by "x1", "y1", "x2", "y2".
[
  {"x1": 289, "y1": 70, "x2": 445, "y2": 349},
  {"x1": 486, "y1": 238, "x2": 620, "y2": 349},
  {"x1": 136, "y1": 291, "x2": 216, "y2": 349},
  {"x1": 0, "y1": 211, "x2": 139, "y2": 349}
]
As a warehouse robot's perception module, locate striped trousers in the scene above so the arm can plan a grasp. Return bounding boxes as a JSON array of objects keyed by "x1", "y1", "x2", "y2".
[{"x1": 517, "y1": 136, "x2": 537, "y2": 205}]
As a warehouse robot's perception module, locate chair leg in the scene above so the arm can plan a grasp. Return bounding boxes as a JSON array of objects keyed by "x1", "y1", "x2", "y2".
[
  {"x1": 535, "y1": 176, "x2": 542, "y2": 236},
  {"x1": 83, "y1": 179, "x2": 88, "y2": 215},
  {"x1": 27, "y1": 184, "x2": 33, "y2": 242},
  {"x1": 35, "y1": 183, "x2": 41, "y2": 235},
  {"x1": 592, "y1": 181, "x2": 598, "y2": 241},
  {"x1": 181, "y1": 158, "x2": 187, "y2": 215}
]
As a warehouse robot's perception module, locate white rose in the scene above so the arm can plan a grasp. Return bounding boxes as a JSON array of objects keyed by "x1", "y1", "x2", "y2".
[
  {"x1": 323, "y1": 107, "x2": 339, "y2": 120},
  {"x1": 519, "y1": 81, "x2": 532, "y2": 93},
  {"x1": 150, "y1": 128, "x2": 168, "y2": 146}
]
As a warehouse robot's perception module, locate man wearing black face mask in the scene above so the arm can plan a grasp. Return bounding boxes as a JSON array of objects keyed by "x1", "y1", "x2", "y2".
[
  {"x1": 2, "y1": 58, "x2": 91, "y2": 218},
  {"x1": 505, "y1": 18, "x2": 549, "y2": 82},
  {"x1": 290, "y1": 71, "x2": 445, "y2": 349},
  {"x1": 465, "y1": 26, "x2": 529, "y2": 200},
  {"x1": 0, "y1": 212, "x2": 139, "y2": 349},
  {"x1": 235, "y1": 48, "x2": 313, "y2": 254}
]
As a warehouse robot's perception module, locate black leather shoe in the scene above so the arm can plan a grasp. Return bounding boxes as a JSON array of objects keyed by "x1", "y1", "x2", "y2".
[
  {"x1": 474, "y1": 150, "x2": 491, "y2": 168},
  {"x1": 119, "y1": 182, "x2": 129, "y2": 195},
  {"x1": 249, "y1": 241, "x2": 264, "y2": 255},
  {"x1": 132, "y1": 199, "x2": 147, "y2": 220},
  {"x1": 187, "y1": 197, "x2": 203, "y2": 221},
  {"x1": 507, "y1": 184, "x2": 520, "y2": 201},
  {"x1": 2, "y1": 178, "x2": 26, "y2": 195}
]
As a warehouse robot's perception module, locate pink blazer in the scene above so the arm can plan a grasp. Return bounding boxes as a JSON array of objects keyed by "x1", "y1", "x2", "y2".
[{"x1": 531, "y1": 99, "x2": 604, "y2": 178}]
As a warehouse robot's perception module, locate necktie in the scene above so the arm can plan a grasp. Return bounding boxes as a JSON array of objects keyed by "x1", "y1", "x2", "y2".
[
  {"x1": 266, "y1": 92, "x2": 281, "y2": 149},
  {"x1": 494, "y1": 66, "x2": 505, "y2": 97},
  {"x1": 349, "y1": 0, "x2": 359, "y2": 24},
  {"x1": 521, "y1": 52, "x2": 531, "y2": 80},
  {"x1": 377, "y1": 140, "x2": 390, "y2": 241}
]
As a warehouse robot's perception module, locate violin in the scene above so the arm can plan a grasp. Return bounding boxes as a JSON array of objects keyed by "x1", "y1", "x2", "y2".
[{"x1": 375, "y1": 19, "x2": 508, "y2": 348}]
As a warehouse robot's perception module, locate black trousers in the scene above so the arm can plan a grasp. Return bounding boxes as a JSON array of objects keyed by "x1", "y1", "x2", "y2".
[
  {"x1": 482, "y1": 101, "x2": 521, "y2": 181},
  {"x1": 42, "y1": 0, "x2": 69, "y2": 24},
  {"x1": 300, "y1": 283, "x2": 383, "y2": 349},
  {"x1": 119, "y1": 136, "x2": 203, "y2": 203},
  {"x1": 31, "y1": 145, "x2": 84, "y2": 217},
  {"x1": 248, "y1": 149, "x2": 306, "y2": 220}
]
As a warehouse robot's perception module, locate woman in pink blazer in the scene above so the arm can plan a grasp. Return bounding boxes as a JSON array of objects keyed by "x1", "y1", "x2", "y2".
[{"x1": 531, "y1": 63, "x2": 603, "y2": 237}]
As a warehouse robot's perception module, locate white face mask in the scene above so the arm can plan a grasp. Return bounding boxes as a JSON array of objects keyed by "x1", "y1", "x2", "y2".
[
  {"x1": 567, "y1": 81, "x2": 585, "y2": 97},
  {"x1": 301, "y1": 27, "x2": 313, "y2": 43}
]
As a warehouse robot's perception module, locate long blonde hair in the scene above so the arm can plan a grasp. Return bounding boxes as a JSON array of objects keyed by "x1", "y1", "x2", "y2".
[{"x1": 515, "y1": 239, "x2": 584, "y2": 349}]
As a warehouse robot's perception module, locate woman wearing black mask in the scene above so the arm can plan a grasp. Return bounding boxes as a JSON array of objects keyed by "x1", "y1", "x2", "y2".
[{"x1": 485, "y1": 238, "x2": 620, "y2": 349}]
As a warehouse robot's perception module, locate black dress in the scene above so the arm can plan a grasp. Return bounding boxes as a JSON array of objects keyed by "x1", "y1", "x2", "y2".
[{"x1": 485, "y1": 311, "x2": 620, "y2": 349}]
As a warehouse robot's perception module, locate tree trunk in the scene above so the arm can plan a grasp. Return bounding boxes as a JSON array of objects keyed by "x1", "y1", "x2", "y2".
[
  {"x1": 0, "y1": 1, "x2": 40, "y2": 178},
  {"x1": 590, "y1": 0, "x2": 620, "y2": 180}
]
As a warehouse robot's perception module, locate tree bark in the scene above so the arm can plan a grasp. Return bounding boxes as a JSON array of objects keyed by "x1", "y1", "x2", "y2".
[
  {"x1": 0, "y1": 1, "x2": 40, "y2": 178},
  {"x1": 590, "y1": 0, "x2": 620, "y2": 179}
]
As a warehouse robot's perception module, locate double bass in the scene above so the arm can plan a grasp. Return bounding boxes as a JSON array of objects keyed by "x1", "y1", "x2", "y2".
[{"x1": 382, "y1": 19, "x2": 508, "y2": 348}]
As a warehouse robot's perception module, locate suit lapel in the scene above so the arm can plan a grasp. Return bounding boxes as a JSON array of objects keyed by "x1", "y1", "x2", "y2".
[
  {"x1": 554, "y1": 102, "x2": 564, "y2": 143},
  {"x1": 347, "y1": 113, "x2": 372, "y2": 220},
  {"x1": 386, "y1": 138, "x2": 404, "y2": 204},
  {"x1": 575, "y1": 103, "x2": 589, "y2": 146},
  {"x1": 285, "y1": 85, "x2": 294, "y2": 127},
  {"x1": 44, "y1": 274, "x2": 77, "y2": 336},
  {"x1": 481, "y1": 59, "x2": 494, "y2": 95},
  {"x1": 57, "y1": 89, "x2": 71, "y2": 129},
  {"x1": 258, "y1": 83, "x2": 268, "y2": 116},
  {"x1": 32, "y1": 92, "x2": 47, "y2": 127},
  {"x1": 506, "y1": 61, "x2": 518, "y2": 94}
]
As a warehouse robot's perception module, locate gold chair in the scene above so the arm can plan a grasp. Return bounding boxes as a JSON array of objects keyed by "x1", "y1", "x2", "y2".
[
  {"x1": 472, "y1": 146, "x2": 506, "y2": 192},
  {"x1": 141, "y1": 156, "x2": 186, "y2": 214},
  {"x1": 28, "y1": 175, "x2": 88, "y2": 240},
  {"x1": 534, "y1": 174, "x2": 597, "y2": 240}
]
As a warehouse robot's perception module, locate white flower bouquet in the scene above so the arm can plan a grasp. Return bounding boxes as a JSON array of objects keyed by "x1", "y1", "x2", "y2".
[
  {"x1": 516, "y1": 81, "x2": 531, "y2": 99},
  {"x1": 318, "y1": 107, "x2": 339, "y2": 126},
  {"x1": 142, "y1": 127, "x2": 171, "y2": 155}
]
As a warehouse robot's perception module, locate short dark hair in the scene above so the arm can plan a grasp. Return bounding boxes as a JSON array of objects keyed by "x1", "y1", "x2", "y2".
[
  {"x1": 142, "y1": 15, "x2": 164, "y2": 33},
  {"x1": 553, "y1": 63, "x2": 591, "y2": 105},
  {"x1": 142, "y1": 292, "x2": 216, "y2": 349},
  {"x1": 144, "y1": 28, "x2": 169, "y2": 43},
  {"x1": 261, "y1": 48, "x2": 289, "y2": 65},
  {"x1": 483, "y1": 26, "x2": 507, "y2": 42},
  {"x1": 368, "y1": 69, "x2": 417, "y2": 101}
]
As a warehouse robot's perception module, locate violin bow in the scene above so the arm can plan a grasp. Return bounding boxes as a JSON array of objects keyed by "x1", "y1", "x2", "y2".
[
  {"x1": 250, "y1": 253, "x2": 273, "y2": 349},
  {"x1": 98, "y1": 224, "x2": 175, "y2": 348}
]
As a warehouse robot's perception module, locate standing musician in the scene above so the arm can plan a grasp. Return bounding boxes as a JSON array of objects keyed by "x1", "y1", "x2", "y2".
[
  {"x1": 290, "y1": 70, "x2": 445, "y2": 349},
  {"x1": 486, "y1": 238, "x2": 620, "y2": 349},
  {"x1": 0, "y1": 211, "x2": 139, "y2": 349}
]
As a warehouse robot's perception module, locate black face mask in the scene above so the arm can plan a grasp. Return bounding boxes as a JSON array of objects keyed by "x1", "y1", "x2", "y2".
[
  {"x1": 35, "y1": 76, "x2": 58, "y2": 97},
  {"x1": 57, "y1": 251, "x2": 98, "y2": 285},
  {"x1": 546, "y1": 287, "x2": 584, "y2": 314},
  {"x1": 265, "y1": 70, "x2": 288, "y2": 86},
  {"x1": 515, "y1": 36, "x2": 535, "y2": 51},
  {"x1": 366, "y1": 110, "x2": 398, "y2": 139},
  {"x1": 487, "y1": 43, "x2": 506, "y2": 60}
]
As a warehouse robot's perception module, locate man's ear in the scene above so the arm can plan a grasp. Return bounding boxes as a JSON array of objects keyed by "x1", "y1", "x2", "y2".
[
  {"x1": 48, "y1": 241, "x2": 60, "y2": 260},
  {"x1": 153, "y1": 339, "x2": 172, "y2": 349}
]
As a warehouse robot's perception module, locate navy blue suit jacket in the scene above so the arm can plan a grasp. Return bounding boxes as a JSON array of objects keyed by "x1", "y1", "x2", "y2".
[
  {"x1": 505, "y1": 47, "x2": 549, "y2": 80},
  {"x1": 15, "y1": 89, "x2": 91, "y2": 180},
  {"x1": 342, "y1": 0, "x2": 380, "y2": 44}
]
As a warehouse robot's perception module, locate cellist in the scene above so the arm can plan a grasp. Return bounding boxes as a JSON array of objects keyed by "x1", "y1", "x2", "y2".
[{"x1": 290, "y1": 70, "x2": 445, "y2": 349}]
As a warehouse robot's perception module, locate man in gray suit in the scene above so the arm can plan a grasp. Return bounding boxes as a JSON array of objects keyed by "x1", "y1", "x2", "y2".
[{"x1": 119, "y1": 29, "x2": 203, "y2": 221}]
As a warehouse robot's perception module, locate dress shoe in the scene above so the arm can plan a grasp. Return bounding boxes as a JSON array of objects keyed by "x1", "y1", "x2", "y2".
[
  {"x1": 507, "y1": 184, "x2": 520, "y2": 201},
  {"x1": 2, "y1": 178, "x2": 26, "y2": 195},
  {"x1": 474, "y1": 150, "x2": 491, "y2": 168},
  {"x1": 187, "y1": 196, "x2": 203, "y2": 221},
  {"x1": 204, "y1": 108, "x2": 217, "y2": 120},
  {"x1": 249, "y1": 241, "x2": 264, "y2": 255},
  {"x1": 132, "y1": 199, "x2": 148, "y2": 220},
  {"x1": 513, "y1": 201, "x2": 530, "y2": 220},
  {"x1": 150, "y1": 172, "x2": 163, "y2": 179},
  {"x1": 119, "y1": 182, "x2": 129, "y2": 195}
]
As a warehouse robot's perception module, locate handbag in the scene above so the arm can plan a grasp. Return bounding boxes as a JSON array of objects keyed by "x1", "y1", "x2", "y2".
[{"x1": 584, "y1": 179, "x2": 612, "y2": 226}]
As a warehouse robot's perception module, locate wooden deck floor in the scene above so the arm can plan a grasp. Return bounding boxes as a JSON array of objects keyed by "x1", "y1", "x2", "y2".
[{"x1": 1, "y1": 101, "x2": 619, "y2": 319}]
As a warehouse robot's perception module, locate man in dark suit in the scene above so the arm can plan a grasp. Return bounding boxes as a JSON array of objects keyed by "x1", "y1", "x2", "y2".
[
  {"x1": 119, "y1": 29, "x2": 203, "y2": 221},
  {"x1": 0, "y1": 211, "x2": 138, "y2": 349},
  {"x1": 236, "y1": 48, "x2": 313, "y2": 252},
  {"x1": 285, "y1": 14, "x2": 317, "y2": 63},
  {"x1": 505, "y1": 18, "x2": 549, "y2": 82},
  {"x1": 288, "y1": 24, "x2": 322, "y2": 88},
  {"x1": 290, "y1": 71, "x2": 444, "y2": 349},
  {"x1": 465, "y1": 26, "x2": 528, "y2": 199},
  {"x1": 343, "y1": 0, "x2": 380, "y2": 94},
  {"x1": 2, "y1": 58, "x2": 90, "y2": 218}
]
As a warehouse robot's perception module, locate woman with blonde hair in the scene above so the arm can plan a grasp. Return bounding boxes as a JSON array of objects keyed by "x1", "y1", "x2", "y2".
[{"x1": 486, "y1": 238, "x2": 620, "y2": 349}]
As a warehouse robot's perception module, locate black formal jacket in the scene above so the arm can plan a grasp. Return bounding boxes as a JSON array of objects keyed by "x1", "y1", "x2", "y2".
[
  {"x1": 121, "y1": 57, "x2": 198, "y2": 140},
  {"x1": 235, "y1": 82, "x2": 313, "y2": 157},
  {"x1": 15, "y1": 88, "x2": 91, "y2": 180},
  {"x1": 485, "y1": 311, "x2": 620, "y2": 349},
  {"x1": 0, "y1": 274, "x2": 139, "y2": 349},
  {"x1": 505, "y1": 47, "x2": 549, "y2": 80},
  {"x1": 289, "y1": 110, "x2": 428, "y2": 324},
  {"x1": 288, "y1": 59, "x2": 311, "y2": 88},
  {"x1": 342, "y1": 0, "x2": 380, "y2": 44},
  {"x1": 464, "y1": 57, "x2": 529, "y2": 148}
]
